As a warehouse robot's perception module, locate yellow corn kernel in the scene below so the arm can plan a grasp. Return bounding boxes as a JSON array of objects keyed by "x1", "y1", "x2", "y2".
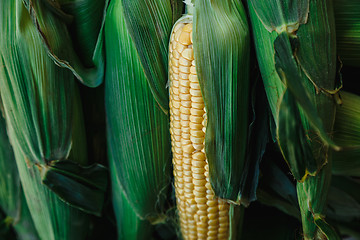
[{"x1": 169, "y1": 21, "x2": 230, "y2": 240}]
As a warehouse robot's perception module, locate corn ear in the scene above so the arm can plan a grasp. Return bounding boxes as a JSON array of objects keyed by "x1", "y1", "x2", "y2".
[
  {"x1": 104, "y1": 0, "x2": 182, "y2": 227},
  {"x1": 248, "y1": 0, "x2": 339, "y2": 238},
  {"x1": 193, "y1": 0, "x2": 250, "y2": 203},
  {"x1": 169, "y1": 0, "x2": 249, "y2": 239}
]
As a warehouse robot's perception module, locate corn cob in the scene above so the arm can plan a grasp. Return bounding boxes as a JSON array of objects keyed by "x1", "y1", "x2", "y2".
[
  {"x1": 169, "y1": 1, "x2": 249, "y2": 239},
  {"x1": 169, "y1": 21, "x2": 231, "y2": 240}
]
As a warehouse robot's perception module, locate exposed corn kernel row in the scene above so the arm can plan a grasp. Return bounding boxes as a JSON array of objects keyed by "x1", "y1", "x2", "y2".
[
  {"x1": 169, "y1": 22, "x2": 188, "y2": 237},
  {"x1": 169, "y1": 21, "x2": 230, "y2": 240}
]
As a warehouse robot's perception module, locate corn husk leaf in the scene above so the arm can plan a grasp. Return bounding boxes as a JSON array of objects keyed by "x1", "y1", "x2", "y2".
[
  {"x1": 59, "y1": 0, "x2": 106, "y2": 67},
  {"x1": 248, "y1": 1, "x2": 338, "y2": 238},
  {"x1": 10, "y1": 132, "x2": 90, "y2": 240},
  {"x1": 104, "y1": 0, "x2": 180, "y2": 221},
  {"x1": 257, "y1": 153, "x2": 360, "y2": 239},
  {"x1": 22, "y1": 0, "x2": 105, "y2": 87},
  {"x1": 110, "y1": 158, "x2": 154, "y2": 240},
  {"x1": 296, "y1": 163, "x2": 334, "y2": 239},
  {"x1": 0, "y1": 0, "x2": 107, "y2": 215},
  {"x1": 0, "y1": 106, "x2": 39, "y2": 240},
  {"x1": 0, "y1": 1, "x2": 109, "y2": 238},
  {"x1": 277, "y1": 89, "x2": 316, "y2": 180},
  {"x1": 238, "y1": 77, "x2": 269, "y2": 205},
  {"x1": 121, "y1": 0, "x2": 183, "y2": 112},
  {"x1": 41, "y1": 160, "x2": 108, "y2": 216},
  {"x1": 333, "y1": 0, "x2": 360, "y2": 67},
  {"x1": 273, "y1": 31, "x2": 337, "y2": 151},
  {"x1": 248, "y1": 0, "x2": 338, "y2": 179},
  {"x1": 193, "y1": 0, "x2": 250, "y2": 202}
]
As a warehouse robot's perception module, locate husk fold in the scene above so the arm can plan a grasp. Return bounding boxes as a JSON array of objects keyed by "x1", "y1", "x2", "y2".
[
  {"x1": 0, "y1": 1, "x2": 107, "y2": 239},
  {"x1": 193, "y1": 0, "x2": 250, "y2": 203},
  {"x1": 248, "y1": 0, "x2": 339, "y2": 238},
  {"x1": 0, "y1": 105, "x2": 39, "y2": 240},
  {"x1": 22, "y1": 0, "x2": 106, "y2": 87}
]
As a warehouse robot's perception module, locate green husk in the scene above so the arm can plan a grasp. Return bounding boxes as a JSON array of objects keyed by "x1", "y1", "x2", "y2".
[
  {"x1": 0, "y1": 1, "x2": 107, "y2": 239},
  {"x1": 333, "y1": 0, "x2": 360, "y2": 67},
  {"x1": 193, "y1": 0, "x2": 250, "y2": 202},
  {"x1": 248, "y1": 0, "x2": 338, "y2": 238},
  {"x1": 58, "y1": 0, "x2": 106, "y2": 67},
  {"x1": 120, "y1": 0, "x2": 183, "y2": 112},
  {"x1": 110, "y1": 158, "x2": 154, "y2": 240},
  {"x1": 104, "y1": 0, "x2": 182, "y2": 226},
  {"x1": 22, "y1": 0, "x2": 106, "y2": 87},
  {"x1": 332, "y1": 91, "x2": 360, "y2": 176},
  {"x1": 0, "y1": 105, "x2": 39, "y2": 240}
]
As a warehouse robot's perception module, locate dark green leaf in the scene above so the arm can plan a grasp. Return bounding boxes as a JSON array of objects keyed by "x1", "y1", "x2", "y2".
[
  {"x1": 112, "y1": 178, "x2": 154, "y2": 240},
  {"x1": 0, "y1": 2, "x2": 92, "y2": 238},
  {"x1": 23, "y1": 0, "x2": 106, "y2": 87},
  {"x1": 296, "y1": 163, "x2": 332, "y2": 239},
  {"x1": 274, "y1": 32, "x2": 338, "y2": 151},
  {"x1": 41, "y1": 161, "x2": 108, "y2": 216},
  {"x1": 314, "y1": 217, "x2": 341, "y2": 240},
  {"x1": 121, "y1": 0, "x2": 182, "y2": 112},
  {"x1": 105, "y1": 0, "x2": 172, "y2": 219},
  {"x1": 277, "y1": 89, "x2": 316, "y2": 181},
  {"x1": 194, "y1": 0, "x2": 250, "y2": 201},
  {"x1": 249, "y1": 0, "x2": 309, "y2": 33}
]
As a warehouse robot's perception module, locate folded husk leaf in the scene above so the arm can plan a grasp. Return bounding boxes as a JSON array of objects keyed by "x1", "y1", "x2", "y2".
[
  {"x1": 22, "y1": 0, "x2": 106, "y2": 87},
  {"x1": 0, "y1": 104, "x2": 39, "y2": 240},
  {"x1": 248, "y1": 0, "x2": 338, "y2": 238},
  {"x1": 104, "y1": 0, "x2": 181, "y2": 222},
  {"x1": 193, "y1": 0, "x2": 250, "y2": 202},
  {"x1": 0, "y1": 1, "x2": 108, "y2": 238}
]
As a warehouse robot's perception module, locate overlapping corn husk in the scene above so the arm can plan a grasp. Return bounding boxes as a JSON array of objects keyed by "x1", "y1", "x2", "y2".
[
  {"x1": 248, "y1": 0, "x2": 340, "y2": 238},
  {"x1": 103, "y1": 0, "x2": 183, "y2": 238},
  {"x1": 0, "y1": 1, "x2": 108, "y2": 239},
  {"x1": 0, "y1": 105, "x2": 39, "y2": 240},
  {"x1": 192, "y1": 0, "x2": 251, "y2": 204},
  {"x1": 333, "y1": 0, "x2": 360, "y2": 67},
  {"x1": 22, "y1": 0, "x2": 106, "y2": 87}
]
